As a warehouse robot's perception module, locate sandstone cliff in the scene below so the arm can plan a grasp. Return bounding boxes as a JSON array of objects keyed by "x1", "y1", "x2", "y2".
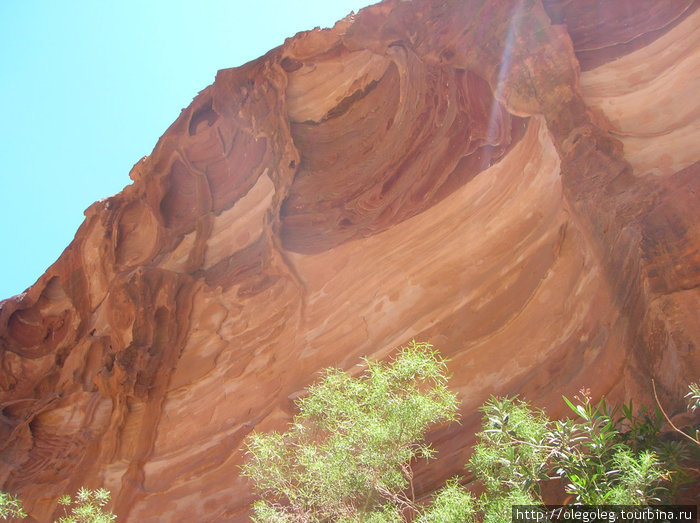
[{"x1": 1, "y1": 0, "x2": 698, "y2": 520}]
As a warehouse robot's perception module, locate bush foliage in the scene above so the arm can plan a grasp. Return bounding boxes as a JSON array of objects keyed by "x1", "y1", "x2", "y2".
[
  {"x1": 241, "y1": 341, "x2": 460, "y2": 521},
  {"x1": 243, "y1": 343, "x2": 699, "y2": 522},
  {"x1": 57, "y1": 488, "x2": 116, "y2": 523},
  {"x1": 0, "y1": 492, "x2": 26, "y2": 520},
  {"x1": 0, "y1": 488, "x2": 115, "y2": 522}
]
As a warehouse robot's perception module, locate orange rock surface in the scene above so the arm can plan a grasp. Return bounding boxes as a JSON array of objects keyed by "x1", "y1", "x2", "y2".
[{"x1": 1, "y1": 0, "x2": 698, "y2": 519}]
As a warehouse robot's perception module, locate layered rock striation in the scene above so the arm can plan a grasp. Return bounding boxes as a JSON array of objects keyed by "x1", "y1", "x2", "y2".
[{"x1": 1, "y1": 0, "x2": 698, "y2": 519}]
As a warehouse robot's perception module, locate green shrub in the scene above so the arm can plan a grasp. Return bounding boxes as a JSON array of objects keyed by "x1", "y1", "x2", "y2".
[
  {"x1": 468, "y1": 387, "x2": 689, "y2": 518},
  {"x1": 686, "y1": 383, "x2": 700, "y2": 414},
  {"x1": 241, "y1": 341, "x2": 462, "y2": 521},
  {"x1": 414, "y1": 479, "x2": 476, "y2": 523},
  {"x1": 0, "y1": 491, "x2": 26, "y2": 520},
  {"x1": 56, "y1": 488, "x2": 116, "y2": 523},
  {"x1": 244, "y1": 344, "x2": 698, "y2": 522},
  {"x1": 0, "y1": 487, "x2": 116, "y2": 522}
]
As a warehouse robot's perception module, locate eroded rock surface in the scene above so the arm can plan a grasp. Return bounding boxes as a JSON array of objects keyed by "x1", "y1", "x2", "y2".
[{"x1": 1, "y1": 0, "x2": 698, "y2": 519}]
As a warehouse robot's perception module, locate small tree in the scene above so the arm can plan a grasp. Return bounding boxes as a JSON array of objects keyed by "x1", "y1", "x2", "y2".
[{"x1": 241, "y1": 341, "x2": 462, "y2": 521}]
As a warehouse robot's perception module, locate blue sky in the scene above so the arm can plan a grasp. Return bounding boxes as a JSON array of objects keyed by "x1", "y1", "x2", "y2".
[{"x1": 0, "y1": 0, "x2": 376, "y2": 299}]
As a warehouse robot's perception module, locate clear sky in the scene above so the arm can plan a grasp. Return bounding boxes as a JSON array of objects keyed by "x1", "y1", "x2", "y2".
[{"x1": 0, "y1": 0, "x2": 377, "y2": 300}]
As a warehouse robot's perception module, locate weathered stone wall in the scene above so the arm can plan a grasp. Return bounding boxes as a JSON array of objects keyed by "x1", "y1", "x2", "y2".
[{"x1": 1, "y1": 0, "x2": 697, "y2": 519}]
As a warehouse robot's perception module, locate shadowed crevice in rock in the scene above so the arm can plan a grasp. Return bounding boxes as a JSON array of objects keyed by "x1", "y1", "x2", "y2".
[{"x1": 281, "y1": 53, "x2": 528, "y2": 254}]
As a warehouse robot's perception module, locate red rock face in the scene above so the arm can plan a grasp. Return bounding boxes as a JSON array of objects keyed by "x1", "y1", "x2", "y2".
[{"x1": 1, "y1": 0, "x2": 698, "y2": 519}]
